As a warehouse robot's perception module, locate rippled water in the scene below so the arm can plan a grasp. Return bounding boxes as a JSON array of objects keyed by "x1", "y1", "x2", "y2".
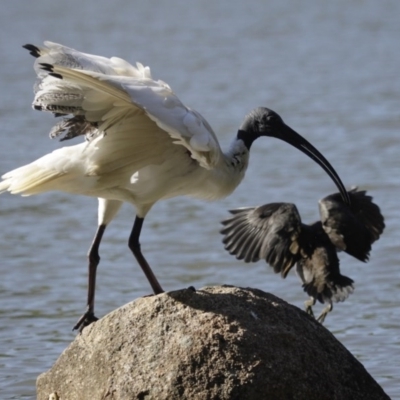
[{"x1": 1, "y1": 1, "x2": 399, "y2": 398}]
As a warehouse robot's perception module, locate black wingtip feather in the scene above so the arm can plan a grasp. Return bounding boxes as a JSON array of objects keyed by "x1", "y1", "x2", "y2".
[
  {"x1": 39, "y1": 62, "x2": 54, "y2": 72},
  {"x1": 37, "y1": 63, "x2": 63, "y2": 79},
  {"x1": 22, "y1": 44, "x2": 41, "y2": 58},
  {"x1": 49, "y1": 72, "x2": 63, "y2": 79}
]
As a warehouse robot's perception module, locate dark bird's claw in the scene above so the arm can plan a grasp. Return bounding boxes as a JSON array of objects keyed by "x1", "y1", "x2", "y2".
[
  {"x1": 316, "y1": 303, "x2": 333, "y2": 325},
  {"x1": 305, "y1": 306, "x2": 315, "y2": 318}
]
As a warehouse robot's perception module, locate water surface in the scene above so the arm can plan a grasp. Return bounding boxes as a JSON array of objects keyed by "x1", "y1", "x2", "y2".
[{"x1": 0, "y1": 1, "x2": 399, "y2": 398}]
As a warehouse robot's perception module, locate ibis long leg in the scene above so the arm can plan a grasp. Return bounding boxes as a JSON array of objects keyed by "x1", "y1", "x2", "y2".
[
  {"x1": 129, "y1": 216, "x2": 164, "y2": 294},
  {"x1": 73, "y1": 224, "x2": 106, "y2": 331}
]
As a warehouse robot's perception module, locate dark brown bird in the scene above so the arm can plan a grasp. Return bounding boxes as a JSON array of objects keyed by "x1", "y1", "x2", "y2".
[{"x1": 220, "y1": 188, "x2": 385, "y2": 323}]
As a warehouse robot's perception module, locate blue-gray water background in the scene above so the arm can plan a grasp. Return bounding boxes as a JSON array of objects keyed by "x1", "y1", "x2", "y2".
[{"x1": 0, "y1": 1, "x2": 399, "y2": 398}]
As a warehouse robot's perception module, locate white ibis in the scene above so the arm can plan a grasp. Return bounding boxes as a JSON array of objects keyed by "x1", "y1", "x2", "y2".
[
  {"x1": 220, "y1": 188, "x2": 385, "y2": 323},
  {"x1": 0, "y1": 42, "x2": 351, "y2": 330}
]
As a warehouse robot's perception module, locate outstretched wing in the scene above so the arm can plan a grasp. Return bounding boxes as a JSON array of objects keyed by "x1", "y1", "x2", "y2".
[
  {"x1": 319, "y1": 187, "x2": 385, "y2": 261},
  {"x1": 220, "y1": 203, "x2": 302, "y2": 277},
  {"x1": 25, "y1": 42, "x2": 222, "y2": 170}
]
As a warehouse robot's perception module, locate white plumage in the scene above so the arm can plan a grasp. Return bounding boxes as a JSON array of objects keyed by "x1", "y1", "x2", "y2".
[
  {"x1": 0, "y1": 42, "x2": 350, "y2": 330},
  {"x1": 1, "y1": 42, "x2": 236, "y2": 210}
]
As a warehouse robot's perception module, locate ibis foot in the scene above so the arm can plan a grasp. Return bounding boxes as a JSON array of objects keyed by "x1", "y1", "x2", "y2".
[
  {"x1": 73, "y1": 311, "x2": 98, "y2": 332},
  {"x1": 143, "y1": 290, "x2": 165, "y2": 298}
]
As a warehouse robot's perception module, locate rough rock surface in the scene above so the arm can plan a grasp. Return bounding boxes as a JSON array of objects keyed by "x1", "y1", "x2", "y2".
[{"x1": 37, "y1": 285, "x2": 389, "y2": 400}]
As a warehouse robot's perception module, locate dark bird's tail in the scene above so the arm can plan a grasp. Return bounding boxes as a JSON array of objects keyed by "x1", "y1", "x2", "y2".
[{"x1": 301, "y1": 272, "x2": 354, "y2": 305}]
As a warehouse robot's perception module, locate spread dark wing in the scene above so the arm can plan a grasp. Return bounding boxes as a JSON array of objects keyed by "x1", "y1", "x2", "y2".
[
  {"x1": 318, "y1": 188, "x2": 385, "y2": 261},
  {"x1": 220, "y1": 203, "x2": 302, "y2": 277}
]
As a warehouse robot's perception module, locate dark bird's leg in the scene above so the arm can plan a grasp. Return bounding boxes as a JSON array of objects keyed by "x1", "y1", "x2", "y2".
[
  {"x1": 304, "y1": 297, "x2": 316, "y2": 318},
  {"x1": 129, "y1": 216, "x2": 164, "y2": 294},
  {"x1": 73, "y1": 224, "x2": 106, "y2": 331},
  {"x1": 317, "y1": 302, "x2": 333, "y2": 324}
]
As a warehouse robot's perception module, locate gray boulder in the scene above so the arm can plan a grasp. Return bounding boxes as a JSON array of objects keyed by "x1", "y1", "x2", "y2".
[{"x1": 37, "y1": 285, "x2": 390, "y2": 400}]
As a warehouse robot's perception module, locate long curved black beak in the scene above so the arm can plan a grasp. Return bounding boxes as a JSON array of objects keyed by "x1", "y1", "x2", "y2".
[{"x1": 268, "y1": 123, "x2": 351, "y2": 205}]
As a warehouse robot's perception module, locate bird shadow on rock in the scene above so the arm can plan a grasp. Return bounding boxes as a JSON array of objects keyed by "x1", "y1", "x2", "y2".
[
  {"x1": 165, "y1": 284, "x2": 313, "y2": 323},
  {"x1": 164, "y1": 284, "x2": 329, "y2": 345}
]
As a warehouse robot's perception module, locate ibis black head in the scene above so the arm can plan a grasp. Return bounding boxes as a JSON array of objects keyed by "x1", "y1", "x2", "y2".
[{"x1": 238, "y1": 107, "x2": 351, "y2": 205}]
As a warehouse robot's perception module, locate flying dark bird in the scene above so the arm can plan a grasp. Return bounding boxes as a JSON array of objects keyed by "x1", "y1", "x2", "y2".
[
  {"x1": 0, "y1": 42, "x2": 350, "y2": 331},
  {"x1": 220, "y1": 188, "x2": 385, "y2": 323}
]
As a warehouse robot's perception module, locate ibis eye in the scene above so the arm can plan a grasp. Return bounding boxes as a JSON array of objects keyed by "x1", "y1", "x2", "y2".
[
  {"x1": 258, "y1": 114, "x2": 275, "y2": 131},
  {"x1": 266, "y1": 114, "x2": 278, "y2": 124}
]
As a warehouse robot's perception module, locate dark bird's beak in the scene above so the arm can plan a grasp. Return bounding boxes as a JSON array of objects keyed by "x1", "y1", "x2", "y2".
[{"x1": 266, "y1": 122, "x2": 351, "y2": 205}]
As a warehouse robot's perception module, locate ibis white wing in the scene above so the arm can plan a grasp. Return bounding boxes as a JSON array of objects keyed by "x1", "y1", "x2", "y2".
[
  {"x1": 30, "y1": 42, "x2": 222, "y2": 170},
  {"x1": 32, "y1": 41, "x2": 152, "y2": 78},
  {"x1": 122, "y1": 81, "x2": 222, "y2": 169}
]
